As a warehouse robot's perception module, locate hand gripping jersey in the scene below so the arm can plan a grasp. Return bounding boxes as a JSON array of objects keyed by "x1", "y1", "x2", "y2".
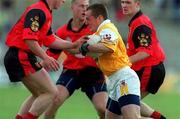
[
  {"x1": 55, "y1": 19, "x2": 97, "y2": 69},
  {"x1": 6, "y1": 0, "x2": 55, "y2": 52},
  {"x1": 95, "y1": 20, "x2": 131, "y2": 76},
  {"x1": 127, "y1": 11, "x2": 165, "y2": 70}
]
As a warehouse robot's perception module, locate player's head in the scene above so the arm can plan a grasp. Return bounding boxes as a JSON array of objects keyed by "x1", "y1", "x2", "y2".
[
  {"x1": 46, "y1": 0, "x2": 66, "y2": 10},
  {"x1": 71, "y1": 0, "x2": 89, "y2": 21},
  {"x1": 121, "y1": 0, "x2": 141, "y2": 17},
  {"x1": 86, "y1": 3, "x2": 108, "y2": 32}
]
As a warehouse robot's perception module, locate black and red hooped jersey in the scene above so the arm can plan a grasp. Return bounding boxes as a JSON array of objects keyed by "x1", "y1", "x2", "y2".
[
  {"x1": 6, "y1": 0, "x2": 55, "y2": 52},
  {"x1": 127, "y1": 11, "x2": 165, "y2": 70}
]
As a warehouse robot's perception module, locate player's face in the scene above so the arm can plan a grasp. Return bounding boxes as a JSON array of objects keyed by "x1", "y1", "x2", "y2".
[
  {"x1": 86, "y1": 10, "x2": 99, "y2": 32},
  {"x1": 71, "y1": 0, "x2": 89, "y2": 21},
  {"x1": 121, "y1": 0, "x2": 140, "y2": 16},
  {"x1": 51, "y1": 0, "x2": 66, "y2": 9}
]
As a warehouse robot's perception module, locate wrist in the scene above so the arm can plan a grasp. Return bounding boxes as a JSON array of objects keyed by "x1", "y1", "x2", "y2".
[{"x1": 79, "y1": 42, "x2": 89, "y2": 56}]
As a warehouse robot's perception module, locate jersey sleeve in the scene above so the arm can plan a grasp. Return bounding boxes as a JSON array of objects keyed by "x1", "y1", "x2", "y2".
[
  {"x1": 99, "y1": 28, "x2": 118, "y2": 52},
  {"x1": 43, "y1": 27, "x2": 56, "y2": 47},
  {"x1": 46, "y1": 48, "x2": 62, "y2": 60},
  {"x1": 23, "y1": 9, "x2": 46, "y2": 41},
  {"x1": 132, "y1": 25, "x2": 153, "y2": 55},
  {"x1": 45, "y1": 25, "x2": 66, "y2": 59}
]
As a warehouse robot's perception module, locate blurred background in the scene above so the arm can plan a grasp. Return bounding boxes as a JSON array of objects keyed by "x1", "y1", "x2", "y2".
[{"x1": 0, "y1": 0, "x2": 180, "y2": 119}]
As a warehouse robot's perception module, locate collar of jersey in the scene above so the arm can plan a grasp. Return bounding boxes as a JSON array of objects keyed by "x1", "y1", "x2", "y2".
[
  {"x1": 40, "y1": 0, "x2": 52, "y2": 13},
  {"x1": 97, "y1": 19, "x2": 111, "y2": 32},
  {"x1": 67, "y1": 18, "x2": 87, "y2": 33},
  {"x1": 128, "y1": 10, "x2": 143, "y2": 26}
]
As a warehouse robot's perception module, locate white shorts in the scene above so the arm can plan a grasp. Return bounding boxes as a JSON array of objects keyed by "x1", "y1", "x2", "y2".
[{"x1": 107, "y1": 66, "x2": 140, "y2": 101}]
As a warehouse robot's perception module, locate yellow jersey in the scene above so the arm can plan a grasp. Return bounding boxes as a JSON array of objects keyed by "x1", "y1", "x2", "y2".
[{"x1": 95, "y1": 20, "x2": 131, "y2": 76}]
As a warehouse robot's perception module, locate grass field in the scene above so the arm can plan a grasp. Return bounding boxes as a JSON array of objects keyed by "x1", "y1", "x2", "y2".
[{"x1": 0, "y1": 85, "x2": 180, "y2": 119}]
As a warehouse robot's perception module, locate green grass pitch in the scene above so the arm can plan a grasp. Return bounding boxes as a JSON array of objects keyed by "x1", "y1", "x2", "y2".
[{"x1": 0, "y1": 85, "x2": 180, "y2": 119}]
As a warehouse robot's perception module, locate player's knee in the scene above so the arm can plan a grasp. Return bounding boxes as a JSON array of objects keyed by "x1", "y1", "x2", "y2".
[
  {"x1": 44, "y1": 87, "x2": 59, "y2": 103},
  {"x1": 123, "y1": 113, "x2": 140, "y2": 119},
  {"x1": 96, "y1": 103, "x2": 106, "y2": 115},
  {"x1": 53, "y1": 92, "x2": 67, "y2": 107}
]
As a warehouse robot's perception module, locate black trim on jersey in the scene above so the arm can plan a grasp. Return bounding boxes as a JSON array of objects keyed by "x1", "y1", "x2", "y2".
[
  {"x1": 132, "y1": 25, "x2": 152, "y2": 48},
  {"x1": 67, "y1": 18, "x2": 88, "y2": 33},
  {"x1": 24, "y1": 9, "x2": 46, "y2": 32},
  {"x1": 128, "y1": 10, "x2": 143, "y2": 26},
  {"x1": 28, "y1": 53, "x2": 42, "y2": 71},
  {"x1": 47, "y1": 27, "x2": 53, "y2": 35},
  {"x1": 41, "y1": 0, "x2": 52, "y2": 12},
  {"x1": 48, "y1": 48, "x2": 62, "y2": 54}
]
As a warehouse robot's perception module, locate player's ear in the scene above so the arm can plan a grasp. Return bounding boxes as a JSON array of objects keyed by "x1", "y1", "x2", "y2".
[
  {"x1": 135, "y1": 0, "x2": 141, "y2": 7},
  {"x1": 97, "y1": 15, "x2": 104, "y2": 23}
]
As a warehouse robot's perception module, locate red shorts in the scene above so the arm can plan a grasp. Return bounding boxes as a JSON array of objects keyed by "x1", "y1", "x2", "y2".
[
  {"x1": 4, "y1": 47, "x2": 42, "y2": 82},
  {"x1": 135, "y1": 62, "x2": 165, "y2": 94}
]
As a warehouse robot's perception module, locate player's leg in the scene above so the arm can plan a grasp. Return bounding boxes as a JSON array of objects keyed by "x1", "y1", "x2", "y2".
[
  {"x1": 137, "y1": 63, "x2": 166, "y2": 119},
  {"x1": 43, "y1": 69, "x2": 78, "y2": 119},
  {"x1": 106, "y1": 66, "x2": 142, "y2": 119},
  {"x1": 92, "y1": 91, "x2": 107, "y2": 119},
  {"x1": 105, "y1": 97, "x2": 122, "y2": 119},
  {"x1": 105, "y1": 96, "x2": 152, "y2": 119},
  {"x1": 80, "y1": 67, "x2": 107, "y2": 119},
  {"x1": 43, "y1": 85, "x2": 69, "y2": 119},
  {"x1": 105, "y1": 110, "x2": 122, "y2": 119},
  {"x1": 85, "y1": 82, "x2": 108, "y2": 119},
  {"x1": 140, "y1": 97, "x2": 166, "y2": 119},
  {"x1": 16, "y1": 95, "x2": 36, "y2": 118},
  {"x1": 17, "y1": 78, "x2": 43, "y2": 118},
  {"x1": 22, "y1": 68, "x2": 58, "y2": 119},
  {"x1": 4, "y1": 48, "x2": 57, "y2": 119}
]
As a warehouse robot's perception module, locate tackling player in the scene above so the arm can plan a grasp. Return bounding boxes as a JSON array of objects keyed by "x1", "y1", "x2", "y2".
[
  {"x1": 44, "y1": 0, "x2": 107, "y2": 119},
  {"x1": 4, "y1": 0, "x2": 83, "y2": 119}
]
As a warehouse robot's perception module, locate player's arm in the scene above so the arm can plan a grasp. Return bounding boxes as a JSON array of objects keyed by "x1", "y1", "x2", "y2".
[
  {"x1": 129, "y1": 52, "x2": 149, "y2": 63},
  {"x1": 129, "y1": 25, "x2": 152, "y2": 63},
  {"x1": 86, "y1": 43, "x2": 113, "y2": 53},
  {"x1": 79, "y1": 29, "x2": 117, "y2": 55},
  {"x1": 48, "y1": 34, "x2": 79, "y2": 49},
  {"x1": 23, "y1": 9, "x2": 59, "y2": 71}
]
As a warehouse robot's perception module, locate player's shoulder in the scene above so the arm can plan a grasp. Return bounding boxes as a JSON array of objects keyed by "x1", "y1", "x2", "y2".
[{"x1": 56, "y1": 23, "x2": 68, "y2": 33}]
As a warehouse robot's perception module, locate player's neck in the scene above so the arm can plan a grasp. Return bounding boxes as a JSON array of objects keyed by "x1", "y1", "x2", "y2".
[{"x1": 71, "y1": 18, "x2": 85, "y2": 31}]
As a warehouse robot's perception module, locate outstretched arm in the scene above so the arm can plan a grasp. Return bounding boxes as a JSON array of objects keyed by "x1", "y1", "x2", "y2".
[{"x1": 129, "y1": 52, "x2": 149, "y2": 63}]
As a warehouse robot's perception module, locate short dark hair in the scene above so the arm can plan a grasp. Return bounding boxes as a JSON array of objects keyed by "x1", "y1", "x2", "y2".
[{"x1": 87, "y1": 3, "x2": 108, "y2": 20}]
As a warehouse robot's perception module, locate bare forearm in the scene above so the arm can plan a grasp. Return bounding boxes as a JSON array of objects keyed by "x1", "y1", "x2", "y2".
[
  {"x1": 25, "y1": 40, "x2": 48, "y2": 60},
  {"x1": 49, "y1": 38, "x2": 76, "y2": 50},
  {"x1": 88, "y1": 43, "x2": 113, "y2": 53},
  {"x1": 129, "y1": 52, "x2": 150, "y2": 63}
]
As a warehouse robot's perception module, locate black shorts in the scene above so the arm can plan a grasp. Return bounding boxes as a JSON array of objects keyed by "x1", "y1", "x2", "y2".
[
  {"x1": 136, "y1": 62, "x2": 166, "y2": 94},
  {"x1": 4, "y1": 47, "x2": 42, "y2": 82},
  {"x1": 56, "y1": 67, "x2": 107, "y2": 99},
  {"x1": 106, "y1": 95, "x2": 140, "y2": 115}
]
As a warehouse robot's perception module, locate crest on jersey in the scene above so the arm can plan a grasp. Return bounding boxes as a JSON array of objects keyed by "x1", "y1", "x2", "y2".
[
  {"x1": 120, "y1": 80, "x2": 129, "y2": 96},
  {"x1": 138, "y1": 33, "x2": 150, "y2": 47},
  {"x1": 102, "y1": 34, "x2": 112, "y2": 41},
  {"x1": 101, "y1": 34, "x2": 116, "y2": 44},
  {"x1": 30, "y1": 16, "x2": 39, "y2": 32}
]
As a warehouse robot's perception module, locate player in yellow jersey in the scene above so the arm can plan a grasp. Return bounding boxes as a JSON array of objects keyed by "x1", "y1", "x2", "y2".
[{"x1": 79, "y1": 3, "x2": 150, "y2": 119}]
